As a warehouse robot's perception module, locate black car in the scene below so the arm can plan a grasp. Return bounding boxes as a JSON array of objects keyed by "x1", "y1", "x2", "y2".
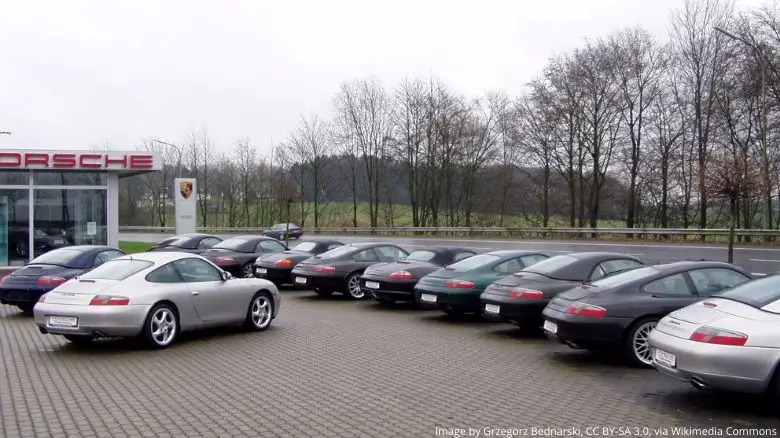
[
  {"x1": 254, "y1": 239, "x2": 345, "y2": 286},
  {"x1": 262, "y1": 223, "x2": 303, "y2": 240},
  {"x1": 541, "y1": 261, "x2": 752, "y2": 367},
  {"x1": 146, "y1": 233, "x2": 223, "y2": 254},
  {"x1": 8, "y1": 226, "x2": 71, "y2": 258},
  {"x1": 290, "y1": 242, "x2": 409, "y2": 299},
  {"x1": 480, "y1": 252, "x2": 645, "y2": 330},
  {"x1": 200, "y1": 235, "x2": 288, "y2": 278},
  {"x1": 360, "y1": 247, "x2": 477, "y2": 305},
  {"x1": 0, "y1": 245, "x2": 125, "y2": 314}
]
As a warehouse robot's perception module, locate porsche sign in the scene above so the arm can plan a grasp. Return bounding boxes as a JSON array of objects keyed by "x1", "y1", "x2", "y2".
[{"x1": 0, "y1": 151, "x2": 159, "y2": 170}]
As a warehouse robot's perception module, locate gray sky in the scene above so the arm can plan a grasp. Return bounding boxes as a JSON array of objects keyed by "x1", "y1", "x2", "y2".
[{"x1": 0, "y1": 0, "x2": 765, "y2": 156}]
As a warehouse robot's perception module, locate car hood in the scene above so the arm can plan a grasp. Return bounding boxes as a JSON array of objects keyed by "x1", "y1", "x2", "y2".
[
  {"x1": 42, "y1": 278, "x2": 122, "y2": 305},
  {"x1": 2, "y1": 264, "x2": 84, "y2": 285}
]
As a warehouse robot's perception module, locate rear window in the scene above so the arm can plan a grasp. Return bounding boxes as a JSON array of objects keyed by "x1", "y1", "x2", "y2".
[
  {"x1": 318, "y1": 245, "x2": 357, "y2": 259},
  {"x1": 589, "y1": 266, "x2": 658, "y2": 288},
  {"x1": 30, "y1": 248, "x2": 85, "y2": 268},
  {"x1": 405, "y1": 250, "x2": 437, "y2": 262},
  {"x1": 291, "y1": 241, "x2": 317, "y2": 252},
  {"x1": 446, "y1": 254, "x2": 499, "y2": 270},
  {"x1": 79, "y1": 259, "x2": 153, "y2": 281},
  {"x1": 157, "y1": 236, "x2": 192, "y2": 248},
  {"x1": 522, "y1": 255, "x2": 578, "y2": 275},
  {"x1": 213, "y1": 238, "x2": 250, "y2": 251},
  {"x1": 716, "y1": 275, "x2": 780, "y2": 309}
]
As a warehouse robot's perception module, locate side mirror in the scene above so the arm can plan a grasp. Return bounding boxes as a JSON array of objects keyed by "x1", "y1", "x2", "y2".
[{"x1": 222, "y1": 271, "x2": 233, "y2": 281}]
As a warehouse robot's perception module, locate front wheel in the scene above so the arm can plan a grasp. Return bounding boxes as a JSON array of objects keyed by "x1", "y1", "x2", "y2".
[
  {"x1": 344, "y1": 273, "x2": 365, "y2": 300},
  {"x1": 240, "y1": 263, "x2": 254, "y2": 278},
  {"x1": 624, "y1": 317, "x2": 658, "y2": 367},
  {"x1": 245, "y1": 293, "x2": 274, "y2": 331},
  {"x1": 142, "y1": 304, "x2": 179, "y2": 349}
]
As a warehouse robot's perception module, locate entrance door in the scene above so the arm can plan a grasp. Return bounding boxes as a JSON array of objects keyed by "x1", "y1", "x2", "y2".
[{"x1": 73, "y1": 191, "x2": 107, "y2": 245}]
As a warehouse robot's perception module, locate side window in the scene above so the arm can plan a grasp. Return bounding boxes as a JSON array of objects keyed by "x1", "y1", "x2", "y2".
[
  {"x1": 689, "y1": 268, "x2": 751, "y2": 297},
  {"x1": 374, "y1": 246, "x2": 405, "y2": 262},
  {"x1": 174, "y1": 258, "x2": 223, "y2": 282},
  {"x1": 493, "y1": 258, "x2": 524, "y2": 274},
  {"x1": 146, "y1": 263, "x2": 183, "y2": 283},
  {"x1": 93, "y1": 250, "x2": 124, "y2": 267},
  {"x1": 454, "y1": 252, "x2": 475, "y2": 262},
  {"x1": 353, "y1": 249, "x2": 379, "y2": 262},
  {"x1": 200, "y1": 237, "x2": 221, "y2": 249},
  {"x1": 327, "y1": 244, "x2": 342, "y2": 250},
  {"x1": 589, "y1": 264, "x2": 608, "y2": 281},
  {"x1": 520, "y1": 254, "x2": 548, "y2": 267},
  {"x1": 601, "y1": 259, "x2": 643, "y2": 275},
  {"x1": 642, "y1": 273, "x2": 693, "y2": 296},
  {"x1": 258, "y1": 240, "x2": 287, "y2": 253}
]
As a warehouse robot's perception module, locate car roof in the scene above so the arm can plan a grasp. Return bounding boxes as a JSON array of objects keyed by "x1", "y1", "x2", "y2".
[
  {"x1": 485, "y1": 250, "x2": 545, "y2": 256},
  {"x1": 54, "y1": 245, "x2": 117, "y2": 252},
  {"x1": 652, "y1": 260, "x2": 742, "y2": 270},
  {"x1": 112, "y1": 251, "x2": 192, "y2": 264},
  {"x1": 223, "y1": 235, "x2": 268, "y2": 240}
]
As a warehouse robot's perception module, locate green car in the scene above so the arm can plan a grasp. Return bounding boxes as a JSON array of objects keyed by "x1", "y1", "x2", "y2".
[{"x1": 413, "y1": 250, "x2": 549, "y2": 316}]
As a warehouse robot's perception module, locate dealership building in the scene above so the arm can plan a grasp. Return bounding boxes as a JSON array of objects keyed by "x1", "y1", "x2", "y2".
[{"x1": 0, "y1": 149, "x2": 162, "y2": 267}]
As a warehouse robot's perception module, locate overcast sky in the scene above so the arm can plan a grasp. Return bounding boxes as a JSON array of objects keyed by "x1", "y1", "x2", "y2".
[{"x1": 0, "y1": 0, "x2": 766, "y2": 156}]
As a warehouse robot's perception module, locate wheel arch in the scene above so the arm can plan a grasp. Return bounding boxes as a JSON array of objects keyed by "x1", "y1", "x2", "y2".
[{"x1": 621, "y1": 314, "x2": 663, "y2": 343}]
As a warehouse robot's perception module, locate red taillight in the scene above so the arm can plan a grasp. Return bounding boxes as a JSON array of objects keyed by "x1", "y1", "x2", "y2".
[
  {"x1": 388, "y1": 271, "x2": 414, "y2": 280},
  {"x1": 37, "y1": 276, "x2": 66, "y2": 286},
  {"x1": 89, "y1": 295, "x2": 130, "y2": 306},
  {"x1": 566, "y1": 302, "x2": 607, "y2": 317},
  {"x1": 689, "y1": 326, "x2": 747, "y2": 346},
  {"x1": 508, "y1": 288, "x2": 543, "y2": 299},
  {"x1": 214, "y1": 257, "x2": 235, "y2": 265},
  {"x1": 445, "y1": 280, "x2": 475, "y2": 289},
  {"x1": 313, "y1": 265, "x2": 336, "y2": 273},
  {"x1": 273, "y1": 258, "x2": 293, "y2": 267}
]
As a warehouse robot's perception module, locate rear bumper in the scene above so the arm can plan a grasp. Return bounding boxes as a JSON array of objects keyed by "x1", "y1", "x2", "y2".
[
  {"x1": 289, "y1": 272, "x2": 345, "y2": 291},
  {"x1": 541, "y1": 307, "x2": 631, "y2": 348},
  {"x1": 361, "y1": 276, "x2": 416, "y2": 301},
  {"x1": 0, "y1": 286, "x2": 50, "y2": 305},
  {"x1": 33, "y1": 302, "x2": 149, "y2": 338},
  {"x1": 648, "y1": 329, "x2": 779, "y2": 394},
  {"x1": 254, "y1": 266, "x2": 292, "y2": 284},
  {"x1": 480, "y1": 293, "x2": 547, "y2": 324},
  {"x1": 413, "y1": 285, "x2": 483, "y2": 312}
]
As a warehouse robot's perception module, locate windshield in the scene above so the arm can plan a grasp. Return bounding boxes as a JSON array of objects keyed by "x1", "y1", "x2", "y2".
[
  {"x1": 157, "y1": 236, "x2": 191, "y2": 248},
  {"x1": 30, "y1": 249, "x2": 85, "y2": 267},
  {"x1": 405, "y1": 250, "x2": 437, "y2": 262},
  {"x1": 317, "y1": 245, "x2": 357, "y2": 259},
  {"x1": 291, "y1": 241, "x2": 317, "y2": 253},
  {"x1": 716, "y1": 275, "x2": 780, "y2": 309},
  {"x1": 446, "y1": 254, "x2": 499, "y2": 270},
  {"x1": 213, "y1": 238, "x2": 250, "y2": 251},
  {"x1": 521, "y1": 255, "x2": 578, "y2": 276},
  {"x1": 79, "y1": 259, "x2": 153, "y2": 281},
  {"x1": 589, "y1": 266, "x2": 657, "y2": 287}
]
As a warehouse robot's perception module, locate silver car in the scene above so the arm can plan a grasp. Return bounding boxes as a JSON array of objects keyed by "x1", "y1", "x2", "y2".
[
  {"x1": 33, "y1": 251, "x2": 281, "y2": 349},
  {"x1": 648, "y1": 274, "x2": 780, "y2": 396}
]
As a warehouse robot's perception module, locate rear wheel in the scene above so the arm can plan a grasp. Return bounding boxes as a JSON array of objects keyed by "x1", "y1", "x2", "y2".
[
  {"x1": 142, "y1": 304, "x2": 179, "y2": 349},
  {"x1": 240, "y1": 263, "x2": 254, "y2": 278},
  {"x1": 344, "y1": 273, "x2": 364, "y2": 299},
  {"x1": 624, "y1": 318, "x2": 658, "y2": 367}
]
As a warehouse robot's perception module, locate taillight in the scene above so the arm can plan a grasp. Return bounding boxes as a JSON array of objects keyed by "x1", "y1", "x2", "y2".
[
  {"x1": 89, "y1": 295, "x2": 131, "y2": 306},
  {"x1": 273, "y1": 258, "x2": 294, "y2": 267},
  {"x1": 689, "y1": 326, "x2": 747, "y2": 346},
  {"x1": 214, "y1": 257, "x2": 235, "y2": 265},
  {"x1": 388, "y1": 271, "x2": 414, "y2": 280},
  {"x1": 508, "y1": 288, "x2": 543, "y2": 299},
  {"x1": 445, "y1": 280, "x2": 475, "y2": 289},
  {"x1": 566, "y1": 302, "x2": 607, "y2": 317},
  {"x1": 37, "y1": 276, "x2": 66, "y2": 286},
  {"x1": 313, "y1": 265, "x2": 336, "y2": 273}
]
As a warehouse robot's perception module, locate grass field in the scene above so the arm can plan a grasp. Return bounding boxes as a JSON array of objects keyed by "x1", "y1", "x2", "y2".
[{"x1": 119, "y1": 241, "x2": 155, "y2": 253}]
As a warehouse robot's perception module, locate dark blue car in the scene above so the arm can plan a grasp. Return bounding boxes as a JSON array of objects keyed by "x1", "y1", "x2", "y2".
[{"x1": 0, "y1": 245, "x2": 125, "y2": 315}]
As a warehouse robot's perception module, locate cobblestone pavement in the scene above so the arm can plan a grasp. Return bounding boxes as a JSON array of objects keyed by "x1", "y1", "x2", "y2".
[{"x1": 2, "y1": 290, "x2": 779, "y2": 438}]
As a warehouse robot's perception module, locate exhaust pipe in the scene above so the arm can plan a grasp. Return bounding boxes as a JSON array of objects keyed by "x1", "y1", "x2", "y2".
[{"x1": 690, "y1": 377, "x2": 708, "y2": 390}]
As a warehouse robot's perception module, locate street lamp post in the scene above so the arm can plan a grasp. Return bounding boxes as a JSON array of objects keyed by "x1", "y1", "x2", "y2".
[
  {"x1": 153, "y1": 139, "x2": 183, "y2": 178},
  {"x1": 714, "y1": 26, "x2": 773, "y2": 237}
]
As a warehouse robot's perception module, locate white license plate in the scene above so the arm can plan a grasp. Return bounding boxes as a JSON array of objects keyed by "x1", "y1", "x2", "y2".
[
  {"x1": 543, "y1": 320, "x2": 558, "y2": 334},
  {"x1": 256, "y1": 268, "x2": 267, "y2": 274},
  {"x1": 420, "y1": 293, "x2": 437, "y2": 303},
  {"x1": 654, "y1": 348, "x2": 676, "y2": 368},
  {"x1": 365, "y1": 281, "x2": 380, "y2": 289},
  {"x1": 295, "y1": 276, "x2": 307, "y2": 284},
  {"x1": 48, "y1": 316, "x2": 78, "y2": 327},
  {"x1": 485, "y1": 304, "x2": 500, "y2": 314}
]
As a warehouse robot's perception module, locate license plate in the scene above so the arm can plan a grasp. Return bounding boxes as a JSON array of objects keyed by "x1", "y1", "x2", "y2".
[
  {"x1": 256, "y1": 268, "x2": 267, "y2": 274},
  {"x1": 48, "y1": 316, "x2": 78, "y2": 327},
  {"x1": 54, "y1": 239, "x2": 65, "y2": 245},
  {"x1": 543, "y1": 320, "x2": 558, "y2": 334},
  {"x1": 420, "y1": 293, "x2": 437, "y2": 303},
  {"x1": 295, "y1": 276, "x2": 307, "y2": 284},
  {"x1": 365, "y1": 281, "x2": 380, "y2": 289},
  {"x1": 485, "y1": 304, "x2": 500, "y2": 314},
  {"x1": 654, "y1": 348, "x2": 676, "y2": 368}
]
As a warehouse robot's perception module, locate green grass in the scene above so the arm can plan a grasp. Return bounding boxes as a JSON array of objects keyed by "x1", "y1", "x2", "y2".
[{"x1": 119, "y1": 241, "x2": 155, "y2": 253}]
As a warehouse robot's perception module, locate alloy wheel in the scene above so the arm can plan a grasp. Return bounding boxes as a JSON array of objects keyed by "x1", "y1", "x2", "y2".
[
  {"x1": 250, "y1": 295, "x2": 272, "y2": 329},
  {"x1": 632, "y1": 321, "x2": 657, "y2": 366},
  {"x1": 347, "y1": 275, "x2": 364, "y2": 299},
  {"x1": 242, "y1": 263, "x2": 254, "y2": 278},
  {"x1": 150, "y1": 308, "x2": 177, "y2": 347}
]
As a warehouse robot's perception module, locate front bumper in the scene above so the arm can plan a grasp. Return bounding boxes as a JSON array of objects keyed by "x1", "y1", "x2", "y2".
[
  {"x1": 413, "y1": 285, "x2": 483, "y2": 312},
  {"x1": 541, "y1": 307, "x2": 631, "y2": 349},
  {"x1": 34, "y1": 302, "x2": 150, "y2": 338},
  {"x1": 648, "y1": 329, "x2": 779, "y2": 394}
]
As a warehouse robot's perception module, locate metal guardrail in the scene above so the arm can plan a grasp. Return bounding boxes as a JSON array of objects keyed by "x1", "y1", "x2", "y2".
[{"x1": 118, "y1": 225, "x2": 780, "y2": 239}]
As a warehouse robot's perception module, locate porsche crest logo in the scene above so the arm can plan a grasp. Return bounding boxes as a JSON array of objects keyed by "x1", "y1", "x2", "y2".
[{"x1": 179, "y1": 181, "x2": 193, "y2": 199}]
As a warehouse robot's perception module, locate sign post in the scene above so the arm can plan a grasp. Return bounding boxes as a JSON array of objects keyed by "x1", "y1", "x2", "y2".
[{"x1": 174, "y1": 178, "x2": 197, "y2": 235}]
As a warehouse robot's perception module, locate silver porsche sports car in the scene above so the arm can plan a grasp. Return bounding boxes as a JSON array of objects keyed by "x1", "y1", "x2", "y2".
[
  {"x1": 33, "y1": 252, "x2": 281, "y2": 349},
  {"x1": 649, "y1": 273, "x2": 780, "y2": 396}
]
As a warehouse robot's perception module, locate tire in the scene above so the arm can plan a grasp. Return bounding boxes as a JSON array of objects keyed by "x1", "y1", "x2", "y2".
[
  {"x1": 17, "y1": 303, "x2": 35, "y2": 316},
  {"x1": 344, "y1": 273, "x2": 365, "y2": 300},
  {"x1": 624, "y1": 317, "x2": 659, "y2": 367},
  {"x1": 314, "y1": 288, "x2": 333, "y2": 296},
  {"x1": 142, "y1": 303, "x2": 179, "y2": 349},
  {"x1": 244, "y1": 292, "x2": 274, "y2": 331},
  {"x1": 63, "y1": 335, "x2": 93, "y2": 345},
  {"x1": 240, "y1": 263, "x2": 254, "y2": 278},
  {"x1": 15, "y1": 241, "x2": 27, "y2": 258}
]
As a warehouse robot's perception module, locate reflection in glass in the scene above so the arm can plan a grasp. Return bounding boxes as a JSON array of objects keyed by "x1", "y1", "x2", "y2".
[
  {"x1": 34, "y1": 189, "x2": 108, "y2": 253},
  {"x1": 0, "y1": 189, "x2": 30, "y2": 266},
  {"x1": 0, "y1": 170, "x2": 29, "y2": 186},
  {"x1": 33, "y1": 171, "x2": 107, "y2": 186}
]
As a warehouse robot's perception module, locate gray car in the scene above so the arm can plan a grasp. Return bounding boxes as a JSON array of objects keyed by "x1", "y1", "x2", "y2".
[
  {"x1": 649, "y1": 273, "x2": 780, "y2": 396},
  {"x1": 33, "y1": 252, "x2": 281, "y2": 349}
]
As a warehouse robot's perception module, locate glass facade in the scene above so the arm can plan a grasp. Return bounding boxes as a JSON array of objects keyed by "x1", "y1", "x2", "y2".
[{"x1": 0, "y1": 171, "x2": 109, "y2": 267}]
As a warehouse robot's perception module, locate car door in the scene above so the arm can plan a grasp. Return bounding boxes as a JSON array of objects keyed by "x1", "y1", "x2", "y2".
[
  {"x1": 636, "y1": 272, "x2": 701, "y2": 314},
  {"x1": 145, "y1": 262, "x2": 203, "y2": 329},
  {"x1": 589, "y1": 258, "x2": 644, "y2": 282},
  {"x1": 687, "y1": 268, "x2": 751, "y2": 297},
  {"x1": 173, "y1": 257, "x2": 236, "y2": 325}
]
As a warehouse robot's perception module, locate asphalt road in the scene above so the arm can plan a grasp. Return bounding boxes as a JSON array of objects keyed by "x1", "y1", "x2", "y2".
[{"x1": 120, "y1": 232, "x2": 780, "y2": 276}]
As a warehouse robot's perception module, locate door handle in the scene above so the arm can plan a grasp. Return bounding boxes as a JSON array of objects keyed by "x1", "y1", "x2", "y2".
[{"x1": 191, "y1": 291, "x2": 199, "y2": 296}]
